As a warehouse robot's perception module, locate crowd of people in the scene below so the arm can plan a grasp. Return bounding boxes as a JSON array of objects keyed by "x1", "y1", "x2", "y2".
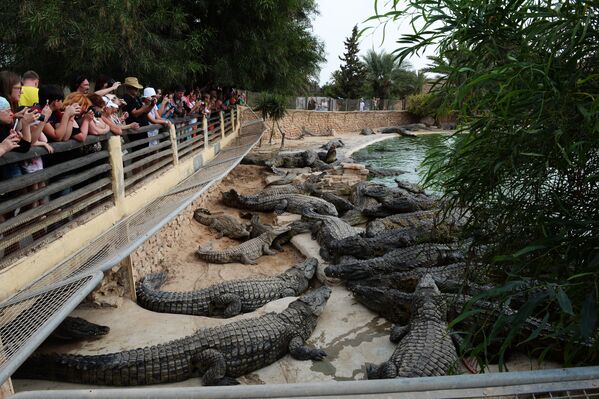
[{"x1": 0, "y1": 70, "x2": 247, "y2": 180}]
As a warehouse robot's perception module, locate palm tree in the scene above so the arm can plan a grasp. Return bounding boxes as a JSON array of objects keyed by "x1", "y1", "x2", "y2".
[
  {"x1": 254, "y1": 93, "x2": 289, "y2": 148},
  {"x1": 362, "y1": 50, "x2": 419, "y2": 101}
]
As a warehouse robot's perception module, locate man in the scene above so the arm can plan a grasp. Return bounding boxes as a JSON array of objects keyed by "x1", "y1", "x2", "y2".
[
  {"x1": 123, "y1": 77, "x2": 153, "y2": 127},
  {"x1": 19, "y1": 70, "x2": 40, "y2": 106},
  {"x1": 70, "y1": 75, "x2": 90, "y2": 94}
]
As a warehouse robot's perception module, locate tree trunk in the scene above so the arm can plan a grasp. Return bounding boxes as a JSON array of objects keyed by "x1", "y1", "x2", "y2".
[
  {"x1": 276, "y1": 121, "x2": 286, "y2": 149},
  {"x1": 269, "y1": 119, "x2": 276, "y2": 144}
]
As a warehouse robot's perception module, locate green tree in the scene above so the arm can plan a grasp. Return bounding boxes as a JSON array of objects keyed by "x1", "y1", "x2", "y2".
[
  {"x1": 361, "y1": 50, "x2": 419, "y2": 100},
  {"x1": 335, "y1": 25, "x2": 367, "y2": 99},
  {"x1": 255, "y1": 93, "x2": 289, "y2": 148},
  {"x1": 0, "y1": 0, "x2": 204, "y2": 86},
  {"x1": 380, "y1": 0, "x2": 599, "y2": 364}
]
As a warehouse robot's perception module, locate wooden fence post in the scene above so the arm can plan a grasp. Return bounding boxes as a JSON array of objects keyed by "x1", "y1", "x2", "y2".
[
  {"x1": 169, "y1": 123, "x2": 179, "y2": 165},
  {"x1": 220, "y1": 111, "x2": 225, "y2": 140},
  {"x1": 237, "y1": 106, "x2": 242, "y2": 132},
  {"x1": 107, "y1": 135, "x2": 125, "y2": 212},
  {"x1": 203, "y1": 115, "x2": 209, "y2": 147},
  {"x1": 230, "y1": 108, "x2": 236, "y2": 133}
]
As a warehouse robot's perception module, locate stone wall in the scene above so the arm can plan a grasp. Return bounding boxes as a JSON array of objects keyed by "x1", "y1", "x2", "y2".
[{"x1": 241, "y1": 108, "x2": 415, "y2": 139}]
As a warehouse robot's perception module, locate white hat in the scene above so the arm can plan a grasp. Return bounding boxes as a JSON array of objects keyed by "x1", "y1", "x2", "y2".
[
  {"x1": 102, "y1": 95, "x2": 119, "y2": 109},
  {"x1": 143, "y1": 87, "x2": 157, "y2": 98}
]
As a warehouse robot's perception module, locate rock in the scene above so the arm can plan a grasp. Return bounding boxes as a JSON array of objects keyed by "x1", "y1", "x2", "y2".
[
  {"x1": 321, "y1": 139, "x2": 345, "y2": 150},
  {"x1": 401, "y1": 123, "x2": 429, "y2": 131},
  {"x1": 380, "y1": 127, "x2": 401, "y2": 134},
  {"x1": 360, "y1": 128, "x2": 374, "y2": 135},
  {"x1": 341, "y1": 163, "x2": 367, "y2": 170},
  {"x1": 440, "y1": 122, "x2": 457, "y2": 130},
  {"x1": 420, "y1": 116, "x2": 436, "y2": 127},
  {"x1": 398, "y1": 127, "x2": 417, "y2": 137}
]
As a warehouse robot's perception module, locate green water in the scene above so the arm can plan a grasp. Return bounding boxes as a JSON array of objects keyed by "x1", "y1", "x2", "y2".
[{"x1": 351, "y1": 134, "x2": 454, "y2": 187}]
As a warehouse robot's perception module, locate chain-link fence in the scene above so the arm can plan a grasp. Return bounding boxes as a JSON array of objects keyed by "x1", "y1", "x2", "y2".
[{"x1": 245, "y1": 91, "x2": 407, "y2": 111}]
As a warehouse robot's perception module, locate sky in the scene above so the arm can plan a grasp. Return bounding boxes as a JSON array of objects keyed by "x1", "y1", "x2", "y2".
[{"x1": 311, "y1": 0, "x2": 435, "y2": 85}]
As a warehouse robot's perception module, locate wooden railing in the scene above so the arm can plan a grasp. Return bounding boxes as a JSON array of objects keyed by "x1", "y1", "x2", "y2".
[{"x1": 0, "y1": 109, "x2": 239, "y2": 267}]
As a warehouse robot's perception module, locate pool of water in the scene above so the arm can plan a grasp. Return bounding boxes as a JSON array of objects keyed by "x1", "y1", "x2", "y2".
[{"x1": 351, "y1": 134, "x2": 454, "y2": 187}]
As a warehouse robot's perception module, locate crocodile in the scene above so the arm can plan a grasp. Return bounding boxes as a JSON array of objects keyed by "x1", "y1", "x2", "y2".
[
  {"x1": 395, "y1": 179, "x2": 426, "y2": 195},
  {"x1": 193, "y1": 208, "x2": 250, "y2": 239},
  {"x1": 366, "y1": 274, "x2": 458, "y2": 379},
  {"x1": 248, "y1": 215, "x2": 312, "y2": 251},
  {"x1": 346, "y1": 263, "x2": 470, "y2": 293},
  {"x1": 266, "y1": 150, "x2": 319, "y2": 168},
  {"x1": 222, "y1": 189, "x2": 338, "y2": 216},
  {"x1": 366, "y1": 211, "x2": 439, "y2": 237},
  {"x1": 361, "y1": 187, "x2": 437, "y2": 218},
  {"x1": 340, "y1": 209, "x2": 370, "y2": 226},
  {"x1": 327, "y1": 224, "x2": 455, "y2": 261},
  {"x1": 349, "y1": 181, "x2": 385, "y2": 210},
  {"x1": 136, "y1": 258, "x2": 318, "y2": 317},
  {"x1": 262, "y1": 173, "x2": 325, "y2": 196},
  {"x1": 317, "y1": 145, "x2": 337, "y2": 164},
  {"x1": 309, "y1": 187, "x2": 355, "y2": 216},
  {"x1": 301, "y1": 207, "x2": 357, "y2": 260},
  {"x1": 324, "y1": 243, "x2": 465, "y2": 280},
  {"x1": 16, "y1": 287, "x2": 332, "y2": 386},
  {"x1": 50, "y1": 317, "x2": 110, "y2": 341},
  {"x1": 197, "y1": 226, "x2": 290, "y2": 264},
  {"x1": 365, "y1": 165, "x2": 408, "y2": 177}
]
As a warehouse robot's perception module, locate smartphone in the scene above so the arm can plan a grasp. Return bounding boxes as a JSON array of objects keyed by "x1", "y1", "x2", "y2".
[{"x1": 13, "y1": 119, "x2": 19, "y2": 130}]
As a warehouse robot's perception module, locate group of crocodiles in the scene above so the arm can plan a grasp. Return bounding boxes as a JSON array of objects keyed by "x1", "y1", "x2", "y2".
[{"x1": 16, "y1": 146, "x2": 587, "y2": 385}]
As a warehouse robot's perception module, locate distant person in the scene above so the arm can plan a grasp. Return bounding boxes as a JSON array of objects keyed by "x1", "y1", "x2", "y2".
[
  {"x1": 70, "y1": 75, "x2": 90, "y2": 94},
  {"x1": 307, "y1": 97, "x2": 316, "y2": 110},
  {"x1": 19, "y1": 70, "x2": 40, "y2": 106},
  {"x1": 359, "y1": 98, "x2": 365, "y2": 112}
]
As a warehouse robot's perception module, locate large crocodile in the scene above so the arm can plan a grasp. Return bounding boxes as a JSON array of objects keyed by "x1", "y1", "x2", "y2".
[
  {"x1": 365, "y1": 211, "x2": 438, "y2": 237},
  {"x1": 324, "y1": 243, "x2": 465, "y2": 280},
  {"x1": 50, "y1": 317, "x2": 110, "y2": 341},
  {"x1": 327, "y1": 225, "x2": 455, "y2": 261},
  {"x1": 197, "y1": 227, "x2": 289, "y2": 264},
  {"x1": 362, "y1": 192, "x2": 436, "y2": 218},
  {"x1": 16, "y1": 287, "x2": 332, "y2": 386},
  {"x1": 340, "y1": 209, "x2": 370, "y2": 226},
  {"x1": 248, "y1": 215, "x2": 312, "y2": 251},
  {"x1": 349, "y1": 181, "x2": 384, "y2": 210},
  {"x1": 136, "y1": 258, "x2": 318, "y2": 317},
  {"x1": 366, "y1": 274, "x2": 458, "y2": 379},
  {"x1": 193, "y1": 208, "x2": 250, "y2": 239},
  {"x1": 301, "y1": 207, "x2": 357, "y2": 260},
  {"x1": 222, "y1": 189, "x2": 338, "y2": 216}
]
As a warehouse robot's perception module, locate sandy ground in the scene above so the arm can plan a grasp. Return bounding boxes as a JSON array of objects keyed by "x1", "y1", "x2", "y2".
[{"x1": 13, "y1": 129, "x2": 560, "y2": 392}]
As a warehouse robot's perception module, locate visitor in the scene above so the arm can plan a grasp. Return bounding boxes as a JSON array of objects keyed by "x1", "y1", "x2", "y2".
[
  {"x1": 101, "y1": 95, "x2": 139, "y2": 135},
  {"x1": 19, "y1": 70, "x2": 40, "y2": 107},
  {"x1": 94, "y1": 74, "x2": 121, "y2": 97},
  {"x1": 0, "y1": 96, "x2": 37, "y2": 180},
  {"x1": 38, "y1": 84, "x2": 80, "y2": 142},
  {"x1": 69, "y1": 75, "x2": 90, "y2": 94},
  {"x1": 359, "y1": 98, "x2": 365, "y2": 112},
  {"x1": 0, "y1": 71, "x2": 23, "y2": 111},
  {"x1": 143, "y1": 87, "x2": 170, "y2": 146}
]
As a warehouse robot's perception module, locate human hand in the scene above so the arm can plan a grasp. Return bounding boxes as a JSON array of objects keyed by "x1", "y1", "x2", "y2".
[
  {"x1": 42, "y1": 142, "x2": 54, "y2": 154},
  {"x1": 130, "y1": 122, "x2": 140, "y2": 129},
  {"x1": 22, "y1": 108, "x2": 38, "y2": 125},
  {"x1": 121, "y1": 111, "x2": 129, "y2": 120},
  {"x1": 0, "y1": 131, "x2": 20, "y2": 154},
  {"x1": 83, "y1": 110, "x2": 94, "y2": 121},
  {"x1": 111, "y1": 81, "x2": 121, "y2": 90},
  {"x1": 42, "y1": 104, "x2": 52, "y2": 120},
  {"x1": 65, "y1": 104, "x2": 81, "y2": 117}
]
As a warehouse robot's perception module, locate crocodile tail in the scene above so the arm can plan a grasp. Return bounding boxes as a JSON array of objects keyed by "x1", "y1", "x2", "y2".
[{"x1": 15, "y1": 352, "x2": 113, "y2": 385}]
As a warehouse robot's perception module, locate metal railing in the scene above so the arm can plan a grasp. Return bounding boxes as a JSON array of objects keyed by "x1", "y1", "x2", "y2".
[{"x1": 0, "y1": 109, "x2": 238, "y2": 266}]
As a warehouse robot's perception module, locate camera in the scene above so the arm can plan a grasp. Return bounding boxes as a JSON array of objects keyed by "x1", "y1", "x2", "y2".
[{"x1": 89, "y1": 108, "x2": 102, "y2": 118}]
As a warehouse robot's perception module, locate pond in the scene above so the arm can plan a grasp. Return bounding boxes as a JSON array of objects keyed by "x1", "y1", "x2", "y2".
[{"x1": 351, "y1": 134, "x2": 455, "y2": 187}]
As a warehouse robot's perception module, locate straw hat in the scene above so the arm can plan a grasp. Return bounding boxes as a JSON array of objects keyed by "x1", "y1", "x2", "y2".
[{"x1": 123, "y1": 77, "x2": 143, "y2": 89}]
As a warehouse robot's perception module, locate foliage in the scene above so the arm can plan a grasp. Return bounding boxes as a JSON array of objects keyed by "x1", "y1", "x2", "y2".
[
  {"x1": 377, "y1": 0, "x2": 599, "y2": 365},
  {"x1": 254, "y1": 93, "x2": 288, "y2": 147},
  {"x1": 361, "y1": 50, "x2": 420, "y2": 100},
  {"x1": 0, "y1": 0, "x2": 324, "y2": 92},
  {"x1": 406, "y1": 93, "x2": 433, "y2": 118},
  {"x1": 184, "y1": 0, "x2": 324, "y2": 94},
  {"x1": 334, "y1": 25, "x2": 367, "y2": 99}
]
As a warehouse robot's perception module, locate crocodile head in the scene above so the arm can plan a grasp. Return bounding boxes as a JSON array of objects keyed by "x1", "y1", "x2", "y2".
[
  {"x1": 415, "y1": 273, "x2": 441, "y2": 295},
  {"x1": 324, "y1": 261, "x2": 368, "y2": 280},
  {"x1": 265, "y1": 226, "x2": 291, "y2": 242},
  {"x1": 293, "y1": 286, "x2": 332, "y2": 316},
  {"x1": 221, "y1": 189, "x2": 244, "y2": 207},
  {"x1": 349, "y1": 285, "x2": 411, "y2": 324},
  {"x1": 413, "y1": 274, "x2": 447, "y2": 319},
  {"x1": 293, "y1": 257, "x2": 318, "y2": 279}
]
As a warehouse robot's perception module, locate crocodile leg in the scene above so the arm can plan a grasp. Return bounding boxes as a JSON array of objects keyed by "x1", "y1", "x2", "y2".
[
  {"x1": 239, "y1": 253, "x2": 257, "y2": 265},
  {"x1": 389, "y1": 325, "x2": 409, "y2": 344},
  {"x1": 263, "y1": 244, "x2": 277, "y2": 256},
  {"x1": 288, "y1": 336, "x2": 327, "y2": 360},
  {"x1": 194, "y1": 349, "x2": 240, "y2": 386},
  {"x1": 366, "y1": 361, "x2": 398, "y2": 379},
  {"x1": 274, "y1": 200, "x2": 289, "y2": 215},
  {"x1": 211, "y1": 294, "x2": 243, "y2": 318}
]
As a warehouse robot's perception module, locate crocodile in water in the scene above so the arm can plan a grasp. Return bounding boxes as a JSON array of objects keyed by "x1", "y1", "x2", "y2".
[
  {"x1": 16, "y1": 287, "x2": 331, "y2": 386},
  {"x1": 136, "y1": 258, "x2": 318, "y2": 317}
]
